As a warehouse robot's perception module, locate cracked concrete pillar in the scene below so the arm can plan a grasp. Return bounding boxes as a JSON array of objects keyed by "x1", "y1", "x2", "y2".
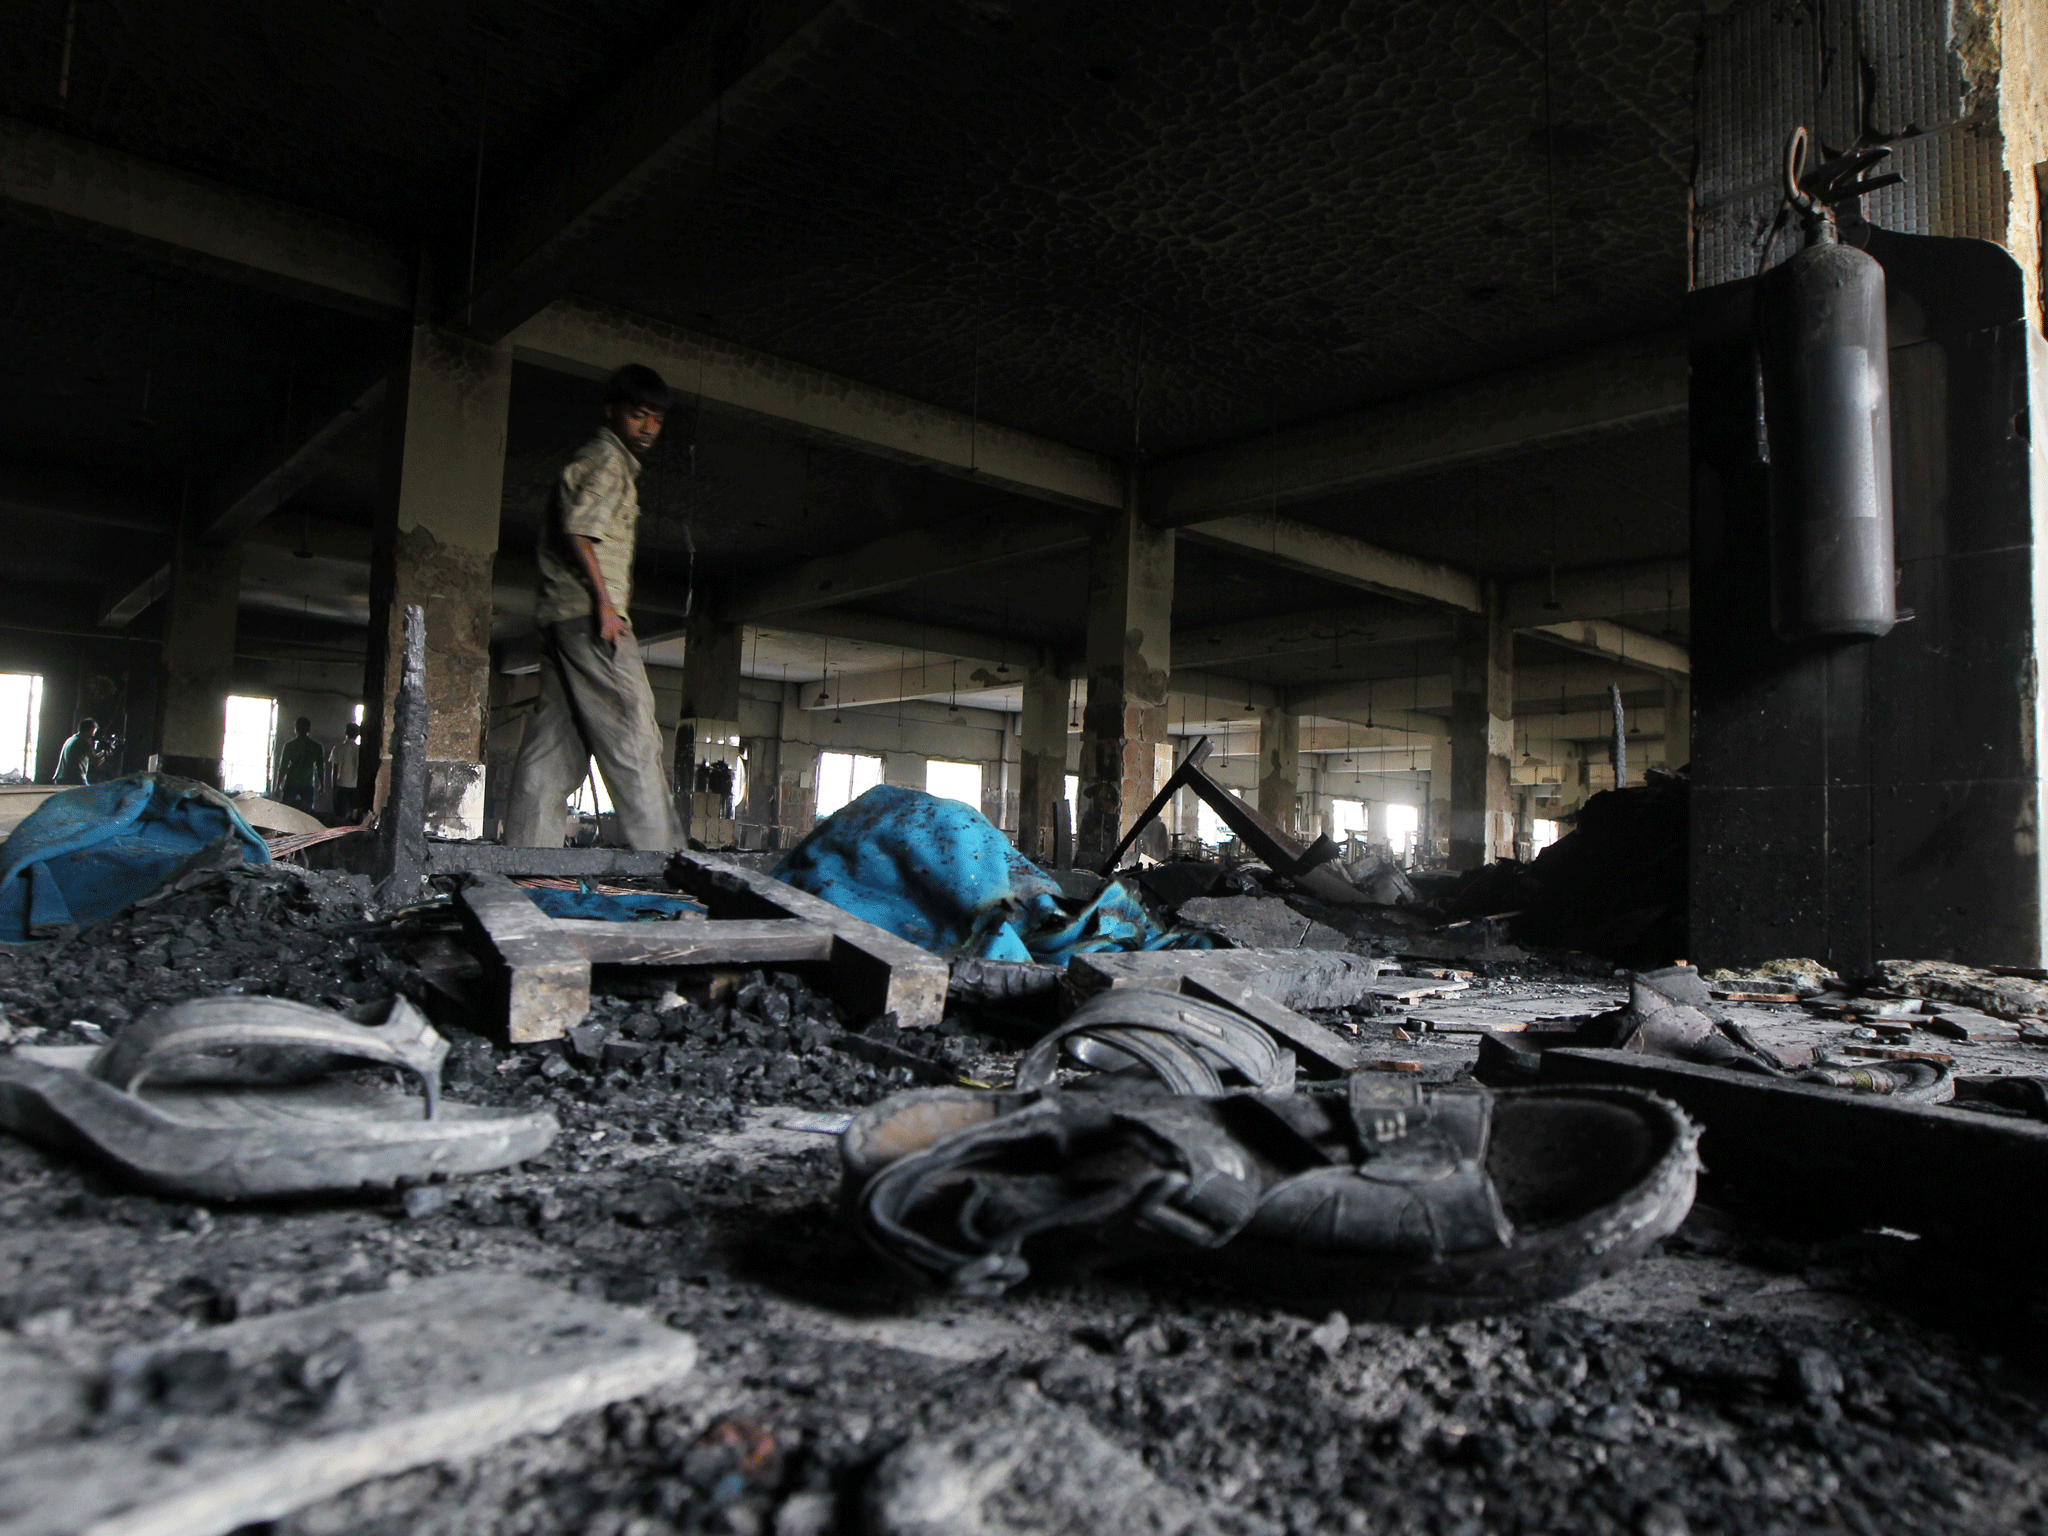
[
  {"x1": 1448, "y1": 586, "x2": 1514, "y2": 869},
  {"x1": 363, "y1": 323, "x2": 510, "y2": 838},
  {"x1": 678, "y1": 609, "x2": 741, "y2": 845},
  {"x1": 1256, "y1": 706, "x2": 1299, "y2": 833},
  {"x1": 1017, "y1": 663, "x2": 1067, "y2": 865},
  {"x1": 1077, "y1": 482, "x2": 1172, "y2": 866},
  {"x1": 153, "y1": 531, "x2": 241, "y2": 788}
]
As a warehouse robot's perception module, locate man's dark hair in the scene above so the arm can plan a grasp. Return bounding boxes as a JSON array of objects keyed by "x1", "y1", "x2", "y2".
[
  {"x1": 76, "y1": 717, "x2": 96, "y2": 732},
  {"x1": 295, "y1": 716, "x2": 312, "y2": 733},
  {"x1": 345, "y1": 721, "x2": 361, "y2": 738},
  {"x1": 604, "y1": 364, "x2": 671, "y2": 412}
]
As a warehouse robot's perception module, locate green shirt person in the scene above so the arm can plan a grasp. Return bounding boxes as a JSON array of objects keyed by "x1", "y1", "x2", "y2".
[{"x1": 275, "y1": 717, "x2": 325, "y2": 814}]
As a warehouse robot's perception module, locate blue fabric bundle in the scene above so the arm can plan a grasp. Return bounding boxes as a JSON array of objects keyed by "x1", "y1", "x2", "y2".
[
  {"x1": 523, "y1": 885, "x2": 705, "y2": 922},
  {"x1": 0, "y1": 775, "x2": 271, "y2": 942},
  {"x1": 772, "y1": 784, "x2": 1214, "y2": 964}
]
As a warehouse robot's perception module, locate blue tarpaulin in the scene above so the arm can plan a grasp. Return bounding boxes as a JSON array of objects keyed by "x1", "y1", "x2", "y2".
[
  {"x1": 523, "y1": 885, "x2": 705, "y2": 922},
  {"x1": 0, "y1": 774, "x2": 271, "y2": 942},
  {"x1": 772, "y1": 784, "x2": 1215, "y2": 964}
]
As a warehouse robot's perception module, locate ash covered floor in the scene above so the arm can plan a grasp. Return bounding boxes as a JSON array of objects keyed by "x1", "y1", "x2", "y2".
[{"x1": 3, "y1": 868, "x2": 2047, "y2": 1535}]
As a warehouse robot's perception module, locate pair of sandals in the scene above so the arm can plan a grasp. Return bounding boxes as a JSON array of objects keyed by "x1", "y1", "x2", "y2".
[{"x1": 841, "y1": 986, "x2": 1702, "y2": 1319}]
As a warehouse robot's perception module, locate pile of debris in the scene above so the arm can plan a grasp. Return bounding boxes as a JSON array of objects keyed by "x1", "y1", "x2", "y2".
[
  {"x1": 1440, "y1": 772, "x2": 1689, "y2": 966},
  {"x1": 9, "y1": 755, "x2": 2048, "y2": 1534}
]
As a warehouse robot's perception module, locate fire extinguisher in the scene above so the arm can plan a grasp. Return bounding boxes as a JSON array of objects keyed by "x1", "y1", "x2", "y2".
[{"x1": 1755, "y1": 128, "x2": 1903, "y2": 641}]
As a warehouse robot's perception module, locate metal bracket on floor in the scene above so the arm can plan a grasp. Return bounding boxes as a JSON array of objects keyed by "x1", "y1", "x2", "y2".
[{"x1": 1094, "y1": 735, "x2": 1360, "y2": 905}]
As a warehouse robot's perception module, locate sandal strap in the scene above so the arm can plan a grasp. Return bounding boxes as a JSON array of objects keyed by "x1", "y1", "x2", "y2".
[
  {"x1": 857, "y1": 1092, "x2": 1264, "y2": 1293},
  {"x1": 1245, "y1": 1080, "x2": 1510, "y2": 1258},
  {"x1": 92, "y1": 996, "x2": 447, "y2": 1119},
  {"x1": 1015, "y1": 988, "x2": 1292, "y2": 1094}
]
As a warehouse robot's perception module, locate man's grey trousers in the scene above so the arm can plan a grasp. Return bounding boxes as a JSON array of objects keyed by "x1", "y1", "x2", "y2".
[{"x1": 503, "y1": 620, "x2": 679, "y2": 850}]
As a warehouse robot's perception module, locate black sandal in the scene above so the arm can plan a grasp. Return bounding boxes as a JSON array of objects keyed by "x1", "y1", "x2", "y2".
[{"x1": 842, "y1": 1076, "x2": 1699, "y2": 1319}]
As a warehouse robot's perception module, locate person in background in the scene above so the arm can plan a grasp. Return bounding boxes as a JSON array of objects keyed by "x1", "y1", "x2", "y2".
[
  {"x1": 329, "y1": 721, "x2": 362, "y2": 822},
  {"x1": 275, "y1": 717, "x2": 324, "y2": 815},
  {"x1": 53, "y1": 717, "x2": 108, "y2": 785}
]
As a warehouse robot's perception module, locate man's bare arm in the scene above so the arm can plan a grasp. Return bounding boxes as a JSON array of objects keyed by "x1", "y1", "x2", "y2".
[{"x1": 572, "y1": 535, "x2": 628, "y2": 646}]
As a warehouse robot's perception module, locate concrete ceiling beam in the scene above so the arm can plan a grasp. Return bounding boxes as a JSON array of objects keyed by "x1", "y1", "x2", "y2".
[
  {"x1": 1179, "y1": 512, "x2": 1482, "y2": 612},
  {"x1": 1175, "y1": 607, "x2": 1453, "y2": 669},
  {"x1": 1146, "y1": 331, "x2": 1687, "y2": 527},
  {"x1": 510, "y1": 299, "x2": 1124, "y2": 511},
  {"x1": 1500, "y1": 557, "x2": 1689, "y2": 628},
  {"x1": 722, "y1": 508, "x2": 1093, "y2": 622},
  {"x1": 810, "y1": 660, "x2": 1285, "y2": 713},
  {"x1": 456, "y1": 0, "x2": 871, "y2": 339},
  {"x1": 1519, "y1": 617, "x2": 1688, "y2": 679},
  {"x1": 98, "y1": 379, "x2": 387, "y2": 631},
  {"x1": 0, "y1": 467, "x2": 173, "y2": 533},
  {"x1": 1298, "y1": 706, "x2": 1451, "y2": 739},
  {"x1": 801, "y1": 655, "x2": 1020, "y2": 710},
  {"x1": 1290, "y1": 660, "x2": 1664, "y2": 716},
  {"x1": 1508, "y1": 707, "x2": 1668, "y2": 741},
  {"x1": 0, "y1": 115, "x2": 411, "y2": 316}
]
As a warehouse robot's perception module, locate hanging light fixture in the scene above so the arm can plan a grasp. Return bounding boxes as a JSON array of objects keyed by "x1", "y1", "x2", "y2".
[
  {"x1": 948, "y1": 662, "x2": 962, "y2": 715},
  {"x1": 811, "y1": 637, "x2": 831, "y2": 708},
  {"x1": 1068, "y1": 680, "x2": 1080, "y2": 730}
]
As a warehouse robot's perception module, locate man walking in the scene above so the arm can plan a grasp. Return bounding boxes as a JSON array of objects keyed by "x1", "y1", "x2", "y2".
[
  {"x1": 275, "y1": 717, "x2": 324, "y2": 815},
  {"x1": 329, "y1": 721, "x2": 362, "y2": 821},
  {"x1": 503, "y1": 366, "x2": 680, "y2": 850}
]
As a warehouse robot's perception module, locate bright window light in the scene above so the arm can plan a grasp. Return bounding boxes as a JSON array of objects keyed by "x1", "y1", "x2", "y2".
[
  {"x1": 1196, "y1": 789, "x2": 1244, "y2": 847},
  {"x1": 925, "y1": 759, "x2": 982, "y2": 809},
  {"x1": 222, "y1": 696, "x2": 278, "y2": 795},
  {"x1": 567, "y1": 760, "x2": 614, "y2": 816},
  {"x1": 1063, "y1": 773, "x2": 1079, "y2": 831},
  {"x1": 816, "y1": 750, "x2": 883, "y2": 818},
  {"x1": 1532, "y1": 818, "x2": 1562, "y2": 855},
  {"x1": 1382, "y1": 803, "x2": 1421, "y2": 860},
  {"x1": 1330, "y1": 798, "x2": 1367, "y2": 841},
  {"x1": 350, "y1": 702, "x2": 365, "y2": 725},
  {"x1": 0, "y1": 674, "x2": 42, "y2": 781}
]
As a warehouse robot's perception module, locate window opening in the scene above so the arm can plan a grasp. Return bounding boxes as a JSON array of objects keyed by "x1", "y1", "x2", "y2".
[
  {"x1": 816, "y1": 750, "x2": 883, "y2": 818},
  {"x1": 924, "y1": 759, "x2": 982, "y2": 808},
  {"x1": 222, "y1": 696, "x2": 278, "y2": 795},
  {"x1": 0, "y1": 674, "x2": 42, "y2": 781}
]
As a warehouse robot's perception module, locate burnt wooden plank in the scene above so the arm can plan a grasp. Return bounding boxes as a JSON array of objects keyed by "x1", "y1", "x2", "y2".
[
  {"x1": 455, "y1": 873, "x2": 592, "y2": 1044},
  {"x1": 1176, "y1": 975, "x2": 1362, "y2": 1079},
  {"x1": 555, "y1": 917, "x2": 834, "y2": 967}
]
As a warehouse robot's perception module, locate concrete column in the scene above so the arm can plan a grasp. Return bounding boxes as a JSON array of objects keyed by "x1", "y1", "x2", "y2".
[
  {"x1": 1662, "y1": 678, "x2": 1691, "y2": 771},
  {"x1": 1017, "y1": 663, "x2": 1067, "y2": 864},
  {"x1": 364, "y1": 323, "x2": 510, "y2": 838},
  {"x1": 1447, "y1": 586, "x2": 1514, "y2": 869},
  {"x1": 153, "y1": 532, "x2": 241, "y2": 788},
  {"x1": 1257, "y1": 707, "x2": 1300, "y2": 833},
  {"x1": 678, "y1": 609, "x2": 743, "y2": 844},
  {"x1": 1426, "y1": 730, "x2": 1452, "y2": 865},
  {"x1": 1077, "y1": 483, "x2": 1173, "y2": 865}
]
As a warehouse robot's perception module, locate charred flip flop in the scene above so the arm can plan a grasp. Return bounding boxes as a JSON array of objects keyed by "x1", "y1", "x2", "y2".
[
  {"x1": 0, "y1": 995, "x2": 557, "y2": 1200},
  {"x1": 842, "y1": 1076, "x2": 1698, "y2": 1319},
  {"x1": 1014, "y1": 986, "x2": 1296, "y2": 1095},
  {"x1": 1800, "y1": 1054, "x2": 1955, "y2": 1103}
]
